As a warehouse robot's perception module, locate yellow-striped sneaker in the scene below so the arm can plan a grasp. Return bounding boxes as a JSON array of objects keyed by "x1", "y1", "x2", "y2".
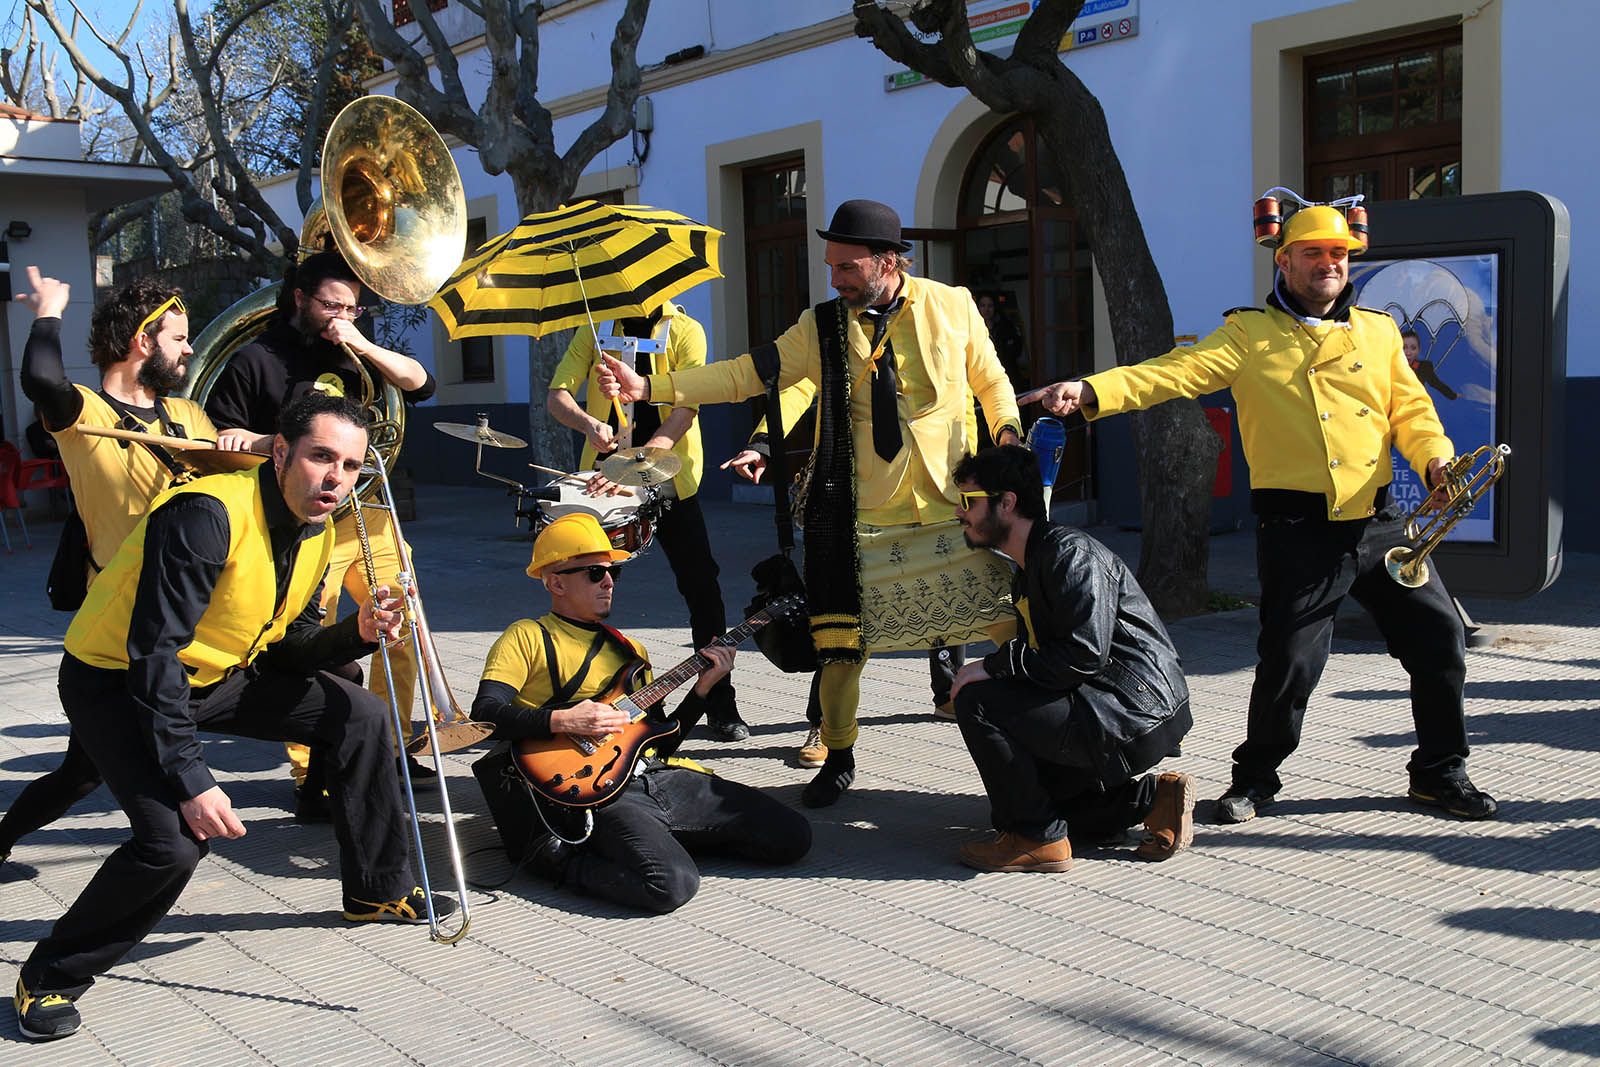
[
  {"x1": 15, "y1": 977, "x2": 80, "y2": 1041},
  {"x1": 342, "y1": 886, "x2": 457, "y2": 925}
]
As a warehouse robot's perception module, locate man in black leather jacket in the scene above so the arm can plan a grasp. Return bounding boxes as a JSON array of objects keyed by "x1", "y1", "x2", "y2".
[{"x1": 948, "y1": 446, "x2": 1196, "y2": 872}]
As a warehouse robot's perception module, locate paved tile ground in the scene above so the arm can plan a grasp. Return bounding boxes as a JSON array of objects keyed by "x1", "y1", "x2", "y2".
[{"x1": 2, "y1": 486, "x2": 1597, "y2": 1065}]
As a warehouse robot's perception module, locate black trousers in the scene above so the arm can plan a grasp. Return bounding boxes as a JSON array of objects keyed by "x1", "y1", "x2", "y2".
[
  {"x1": 527, "y1": 766, "x2": 810, "y2": 914},
  {"x1": 654, "y1": 493, "x2": 736, "y2": 719},
  {"x1": 24, "y1": 656, "x2": 416, "y2": 996},
  {"x1": 0, "y1": 730, "x2": 102, "y2": 856},
  {"x1": 956, "y1": 677, "x2": 1157, "y2": 843},
  {"x1": 804, "y1": 642, "x2": 965, "y2": 726},
  {"x1": 1235, "y1": 504, "x2": 1470, "y2": 795}
]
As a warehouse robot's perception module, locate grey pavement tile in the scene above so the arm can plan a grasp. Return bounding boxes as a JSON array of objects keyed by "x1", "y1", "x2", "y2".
[{"x1": 2, "y1": 488, "x2": 1597, "y2": 1064}]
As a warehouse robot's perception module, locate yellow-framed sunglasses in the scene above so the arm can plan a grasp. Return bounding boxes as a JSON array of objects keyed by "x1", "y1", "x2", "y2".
[
  {"x1": 958, "y1": 489, "x2": 998, "y2": 509},
  {"x1": 135, "y1": 294, "x2": 187, "y2": 337}
]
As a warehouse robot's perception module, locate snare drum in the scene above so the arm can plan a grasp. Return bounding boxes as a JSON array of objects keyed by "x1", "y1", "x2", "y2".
[{"x1": 533, "y1": 473, "x2": 659, "y2": 553}]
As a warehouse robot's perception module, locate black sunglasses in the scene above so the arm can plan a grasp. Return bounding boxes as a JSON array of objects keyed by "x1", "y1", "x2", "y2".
[{"x1": 553, "y1": 563, "x2": 623, "y2": 583}]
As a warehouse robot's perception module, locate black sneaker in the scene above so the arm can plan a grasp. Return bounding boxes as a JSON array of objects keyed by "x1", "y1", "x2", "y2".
[
  {"x1": 705, "y1": 715, "x2": 751, "y2": 742},
  {"x1": 14, "y1": 977, "x2": 80, "y2": 1041},
  {"x1": 1213, "y1": 787, "x2": 1275, "y2": 825},
  {"x1": 802, "y1": 749, "x2": 856, "y2": 808},
  {"x1": 398, "y1": 755, "x2": 439, "y2": 789},
  {"x1": 342, "y1": 886, "x2": 457, "y2": 925},
  {"x1": 1409, "y1": 775, "x2": 1498, "y2": 820}
]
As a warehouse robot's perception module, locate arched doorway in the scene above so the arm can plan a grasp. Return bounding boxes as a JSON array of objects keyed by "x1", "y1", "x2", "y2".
[{"x1": 957, "y1": 117, "x2": 1094, "y2": 501}]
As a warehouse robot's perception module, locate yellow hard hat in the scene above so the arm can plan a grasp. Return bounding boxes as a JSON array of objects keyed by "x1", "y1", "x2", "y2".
[
  {"x1": 526, "y1": 513, "x2": 630, "y2": 579},
  {"x1": 1278, "y1": 205, "x2": 1367, "y2": 253}
]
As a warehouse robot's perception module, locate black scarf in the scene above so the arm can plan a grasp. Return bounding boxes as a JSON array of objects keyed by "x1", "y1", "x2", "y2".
[{"x1": 801, "y1": 298, "x2": 865, "y2": 663}]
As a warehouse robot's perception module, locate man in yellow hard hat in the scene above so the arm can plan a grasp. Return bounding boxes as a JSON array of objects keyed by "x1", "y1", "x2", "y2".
[
  {"x1": 467, "y1": 513, "x2": 810, "y2": 913},
  {"x1": 1035, "y1": 199, "x2": 1497, "y2": 826}
]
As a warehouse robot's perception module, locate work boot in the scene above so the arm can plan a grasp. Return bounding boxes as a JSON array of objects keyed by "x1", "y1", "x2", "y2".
[
  {"x1": 802, "y1": 747, "x2": 855, "y2": 808},
  {"x1": 1137, "y1": 772, "x2": 1196, "y2": 861},
  {"x1": 958, "y1": 831, "x2": 1073, "y2": 873},
  {"x1": 1409, "y1": 774, "x2": 1498, "y2": 820},
  {"x1": 1213, "y1": 786, "x2": 1275, "y2": 824},
  {"x1": 796, "y1": 726, "x2": 827, "y2": 768}
]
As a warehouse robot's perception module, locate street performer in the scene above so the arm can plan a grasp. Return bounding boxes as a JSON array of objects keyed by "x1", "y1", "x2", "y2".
[
  {"x1": 14, "y1": 393, "x2": 449, "y2": 1043},
  {"x1": 1035, "y1": 197, "x2": 1496, "y2": 824},
  {"x1": 470, "y1": 513, "x2": 811, "y2": 914},
  {"x1": 547, "y1": 299, "x2": 748, "y2": 740},
  {"x1": 948, "y1": 446, "x2": 1195, "y2": 872},
  {"x1": 205, "y1": 251, "x2": 439, "y2": 801},
  {"x1": 598, "y1": 199, "x2": 1022, "y2": 808},
  {"x1": 3, "y1": 269, "x2": 220, "y2": 865}
]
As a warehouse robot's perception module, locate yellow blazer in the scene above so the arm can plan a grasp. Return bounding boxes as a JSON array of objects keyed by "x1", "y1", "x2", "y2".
[
  {"x1": 650, "y1": 274, "x2": 1019, "y2": 514},
  {"x1": 1086, "y1": 305, "x2": 1454, "y2": 520}
]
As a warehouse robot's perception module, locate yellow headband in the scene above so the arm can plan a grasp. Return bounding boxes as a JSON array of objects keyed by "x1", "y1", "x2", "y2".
[{"x1": 134, "y1": 294, "x2": 187, "y2": 338}]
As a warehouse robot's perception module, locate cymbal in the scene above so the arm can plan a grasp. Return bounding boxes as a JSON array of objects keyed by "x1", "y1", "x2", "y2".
[
  {"x1": 597, "y1": 446, "x2": 682, "y2": 487},
  {"x1": 434, "y1": 419, "x2": 528, "y2": 449}
]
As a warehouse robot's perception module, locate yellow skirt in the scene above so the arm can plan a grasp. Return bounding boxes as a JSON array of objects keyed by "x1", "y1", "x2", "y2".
[{"x1": 849, "y1": 517, "x2": 1014, "y2": 653}]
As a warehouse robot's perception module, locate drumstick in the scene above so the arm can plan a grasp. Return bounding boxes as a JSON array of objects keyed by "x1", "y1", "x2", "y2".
[{"x1": 526, "y1": 462, "x2": 636, "y2": 496}]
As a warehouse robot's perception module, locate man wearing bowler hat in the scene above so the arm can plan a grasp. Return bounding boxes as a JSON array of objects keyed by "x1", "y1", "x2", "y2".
[{"x1": 598, "y1": 199, "x2": 1022, "y2": 807}]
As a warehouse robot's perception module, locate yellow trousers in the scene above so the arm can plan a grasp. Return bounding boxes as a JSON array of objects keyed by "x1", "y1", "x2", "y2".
[{"x1": 286, "y1": 507, "x2": 418, "y2": 785}]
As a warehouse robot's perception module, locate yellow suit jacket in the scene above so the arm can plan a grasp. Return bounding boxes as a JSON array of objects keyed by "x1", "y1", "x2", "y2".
[
  {"x1": 649, "y1": 274, "x2": 1019, "y2": 519},
  {"x1": 1085, "y1": 304, "x2": 1454, "y2": 520}
]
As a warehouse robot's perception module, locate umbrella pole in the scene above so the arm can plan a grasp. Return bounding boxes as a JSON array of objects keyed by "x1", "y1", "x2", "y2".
[{"x1": 572, "y1": 252, "x2": 630, "y2": 431}]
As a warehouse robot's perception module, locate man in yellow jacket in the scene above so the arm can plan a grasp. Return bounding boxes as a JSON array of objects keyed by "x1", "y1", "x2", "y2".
[
  {"x1": 1037, "y1": 203, "x2": 1496, "y2": 825},
  {"x1": 598, "y1": 199, "x2": 1021, "y2": 808},
  {"x1": 14, "y1": 393, "x2": 446, "y2": 1044}
]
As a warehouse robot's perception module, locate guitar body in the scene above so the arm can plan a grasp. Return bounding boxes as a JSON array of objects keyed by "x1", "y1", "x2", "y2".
[{"x1": 511, "y1": 662, "x2": 681, "y2": 809}]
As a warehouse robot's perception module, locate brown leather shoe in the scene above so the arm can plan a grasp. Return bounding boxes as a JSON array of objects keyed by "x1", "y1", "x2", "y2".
[
  {"x1": 796, "y1": 727, "x2": 827, "y2": 768},
  {"x1": 1137, "y1": 771, "x2": 1196, "y2": 861},
  {"x1": 959, "y1": 832, "x2": 1073, "y2": 873}
]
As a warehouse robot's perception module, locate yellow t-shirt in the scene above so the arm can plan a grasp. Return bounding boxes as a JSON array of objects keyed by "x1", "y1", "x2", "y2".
[
  {"x1": 51, "y1": 386, "x2": 218, "y2": 571},
  {"x1": 481, "y1": 613, "x2": 650, "y2": 710}
]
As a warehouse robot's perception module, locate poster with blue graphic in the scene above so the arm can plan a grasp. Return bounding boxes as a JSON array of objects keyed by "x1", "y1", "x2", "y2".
[{"x1": 1349, "y1": 253, "x2": 1500, "y2": 543}]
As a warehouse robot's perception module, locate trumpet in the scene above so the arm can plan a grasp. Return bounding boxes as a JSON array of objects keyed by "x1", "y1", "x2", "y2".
[
  {"x1": 1384, "y1": 444, "x2": 1511, "y2": 588},
  {"x1": 350, "y1": 445, "x2": 481, "y2": 944}
]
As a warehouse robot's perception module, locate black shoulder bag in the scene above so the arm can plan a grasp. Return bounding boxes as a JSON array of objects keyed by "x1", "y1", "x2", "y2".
[{"x1": 744, "y1": 342, "x2": 817, "y2": 673}]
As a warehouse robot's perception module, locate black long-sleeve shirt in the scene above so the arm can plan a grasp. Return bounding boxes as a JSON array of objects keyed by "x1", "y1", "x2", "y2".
[
  {"x1": 120, "y1": 462, "x2": 374, "y2": 798},
  {"x1": 206, "y1": 319, "x2": 436, "y2": 435},
  {"x1": 20, "y1": 317, "x2": 89, "y2": 430}
]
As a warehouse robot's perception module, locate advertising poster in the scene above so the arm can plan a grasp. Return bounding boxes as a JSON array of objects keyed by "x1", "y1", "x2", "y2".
[{"x1": 1349, "y1": 253, "x2": 1500, "y2": 543}]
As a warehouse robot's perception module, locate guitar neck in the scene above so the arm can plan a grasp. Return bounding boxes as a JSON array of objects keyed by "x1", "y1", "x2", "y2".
[{"x1": 620, "y1": 609, "x2": 774, "y2": 717}]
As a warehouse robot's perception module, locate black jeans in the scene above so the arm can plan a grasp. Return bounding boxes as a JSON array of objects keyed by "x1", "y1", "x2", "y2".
[
  {"x1": 24, "y1": 656, "x2": 416, "y2": 996},
  {"x1": 527, "y1": 766, "x2": 810, "y2": 914},
  {"x1": 1236, "y1": 504, "x2": 1469, "y2": 795},
  {"x1": 654, "y1": 493, "x2": 737, "y2": 719},
  {"x1": 956, "y1": 677, "x2": 1157, "y2": 843},
  {"x1": 0, "y1": 730, "x2": 102, "y2": 855}
]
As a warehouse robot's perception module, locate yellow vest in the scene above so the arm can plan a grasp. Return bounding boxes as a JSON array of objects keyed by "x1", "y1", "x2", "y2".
[
  {"x1": 66, "y1": 470, "x2": 335, "y2": 686},
  {"x1": 52, "y1": 386, "x2": 218, "y2": 571},
  {"x1": 1086, "y1": 305, "x2": 1454, "y2": 520}
]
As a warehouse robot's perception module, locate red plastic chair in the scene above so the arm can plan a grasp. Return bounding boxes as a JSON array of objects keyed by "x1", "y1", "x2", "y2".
[
  {"x1": 0, "y1": 440, "x2": 29, "y2": 551},
  {"x1": 19, "y1": 455, "x2": 71, "y2": 522}
]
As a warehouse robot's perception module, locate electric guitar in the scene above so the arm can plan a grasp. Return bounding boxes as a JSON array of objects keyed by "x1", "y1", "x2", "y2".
[{"x1": 512, "y1": 595, "x2": 802, "y2": 808}]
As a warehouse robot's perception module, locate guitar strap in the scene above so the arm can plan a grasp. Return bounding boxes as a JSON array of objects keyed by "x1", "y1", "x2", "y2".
[{"x1": 537, "y1": 622, "x2": 623, "y2": 707}]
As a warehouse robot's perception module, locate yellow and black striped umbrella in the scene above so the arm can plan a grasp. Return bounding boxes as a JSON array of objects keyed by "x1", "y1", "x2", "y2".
[{"x1": 429, "y1": 200, "x2": 723, "y2": 339}]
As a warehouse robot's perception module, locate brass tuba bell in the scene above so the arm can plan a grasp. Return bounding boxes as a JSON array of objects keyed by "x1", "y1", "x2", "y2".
[{"x1": 182, "y1": 95, "x2": 467, "y2": 515}]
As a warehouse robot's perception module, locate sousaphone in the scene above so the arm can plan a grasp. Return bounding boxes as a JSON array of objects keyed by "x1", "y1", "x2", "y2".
[{"x1": 181, "y1": 95, "x2": 467, "y2": 516}]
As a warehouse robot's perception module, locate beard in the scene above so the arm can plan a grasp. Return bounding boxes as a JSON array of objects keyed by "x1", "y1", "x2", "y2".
[
  {"x1": 961, "y1": 513, "x2": 1003, "y2": 551},
  {"x1": 136, "y1": 350, "x2": 186, "y2": 393},
  {"x1": 843, "y1": 270, "x2": 894, "y2": 309}
]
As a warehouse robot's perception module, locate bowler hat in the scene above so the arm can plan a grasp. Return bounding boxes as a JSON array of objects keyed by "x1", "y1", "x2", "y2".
[{"x1": 816, "y1": 199, "x2": 912, "y2": 253}]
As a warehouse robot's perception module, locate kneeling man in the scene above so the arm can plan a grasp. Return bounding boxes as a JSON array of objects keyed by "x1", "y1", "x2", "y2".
[
  {"x1": 949, "y1": 446, "x2": 1196, "y2": 872},
  {"x1": 472, "y1": 513, "x2": 812, "y2": 914},
  {"x1": 16, "y1": 393, "x2": 446, "y2": 1043}
]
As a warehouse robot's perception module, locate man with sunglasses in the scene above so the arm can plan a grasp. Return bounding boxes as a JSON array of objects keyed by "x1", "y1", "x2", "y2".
[
  {"x1": 205, "y1": 251, "x2": 439, "y2": 806},
  {"x1": 468, "y1": 513, "x2": 811, "y2": 914},
  {"x1": 5, "y1": 269, "x2": 220, "y2": 867},
  {"x1": 949, "y1": 446, "x2": 1195, "y2": 872}
]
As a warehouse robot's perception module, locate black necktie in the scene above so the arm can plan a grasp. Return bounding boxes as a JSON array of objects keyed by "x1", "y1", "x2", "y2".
[{"x1": 865, "y1": 300, "x2": 903, "y2": 461}]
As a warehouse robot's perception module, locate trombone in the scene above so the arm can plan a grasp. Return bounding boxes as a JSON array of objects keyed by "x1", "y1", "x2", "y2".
[
  {"x1": 1384, "y1": 443, "x2": 1511, "y2": 588},
  {"x1": 349, "y1": 445, "x2": 477, "y2": 944}
]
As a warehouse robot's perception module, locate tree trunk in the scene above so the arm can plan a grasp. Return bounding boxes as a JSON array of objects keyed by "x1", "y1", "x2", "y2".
[{"x1": 1032, "y1": 82, "x2": 1219, "y2": 618}]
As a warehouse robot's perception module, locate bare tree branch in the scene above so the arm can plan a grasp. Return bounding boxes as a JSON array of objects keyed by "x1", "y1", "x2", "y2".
[
  {"x1": 560, "y1": 0, "x2": 648, "y2": 190},
  {"x1": 295, "y1": 0, "x2": 357, "y2": 213}
]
